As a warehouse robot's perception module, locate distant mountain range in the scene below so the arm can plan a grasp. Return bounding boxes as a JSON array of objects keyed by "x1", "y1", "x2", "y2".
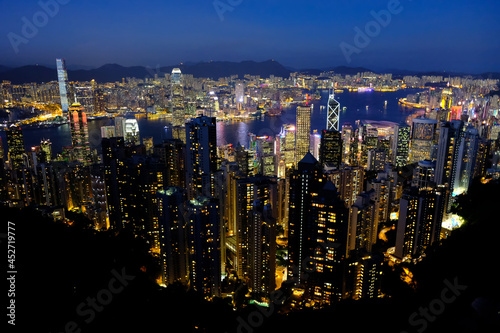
[{"x1": 0, "y1": 60, "x2": 499, "y2": 84}]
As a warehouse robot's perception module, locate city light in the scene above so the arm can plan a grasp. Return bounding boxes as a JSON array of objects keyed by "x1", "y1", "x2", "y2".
[{"x1": 0, "y1": 3, "x2": 498, "y2": 331}]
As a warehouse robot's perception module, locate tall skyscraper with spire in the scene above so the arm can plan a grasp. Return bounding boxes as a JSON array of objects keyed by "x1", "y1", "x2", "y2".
[
  {"x1": 320, "y1": 91, "x2": 342, "y2": 168},
  {"x1": 327, "y1": 92, "x2": 340, "y2": 131},
  {"x1": 56, "y1": 58, "x2": 70, "y2": 114},
  {"x1": 171, "y1": 68, "x2": 185, "y2": 142}
]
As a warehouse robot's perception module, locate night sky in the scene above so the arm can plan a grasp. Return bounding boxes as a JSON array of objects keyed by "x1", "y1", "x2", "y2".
[{"x1": 1, "y1": 0, "x2": 499, "y2": 72}]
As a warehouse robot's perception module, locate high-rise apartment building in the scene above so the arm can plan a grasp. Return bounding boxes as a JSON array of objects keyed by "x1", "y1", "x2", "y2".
[
  {"x1": 186, "y1": 196, "x2": 221, "y2": 298},
  {"x1": 154, "y1": 139, "x2": 186, "y2": 188},
  {"x1": 158, "y1": 187, "x2": 189, "y2": 286},
  {"x1": 233, "y1": 176, "x2": 277, "y2": 286},
  {"x1": 326, "y1": 166, "x2": 365, "y2": 208},
  {"x1": 412, "y1": 160, "x2": 436, "y2": 189},
  {"x1": 309, "y1": 181, "x2": 349, "y2": 304},
  {"x1": 288, "y1": 152, "x2": 326, "y2": 284},
  {"x1": 6, "y1": 124, "x2": 25, "y2": 170},
  {"x1": 348, "y1": 190, "x2": 378, "y2": 254},
  {"x1": 395, "y1": 187, "x2": 445, "y2": 260},
  {"x1": 185, "y1": 116, "x2": 218, "y2": 199},
  {"x1": 296, "y1": 104, "x2": 312, "y2": 164}
]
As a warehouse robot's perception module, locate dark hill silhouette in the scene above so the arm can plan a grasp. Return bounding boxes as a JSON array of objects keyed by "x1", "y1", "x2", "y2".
[
  {"x1": 0, "y1": 60, "x2": 293, "y2": 84},
  {"x1": 2, "y1": 178, "x2": 499, "y2": 332},
  {"x1": 1, "y1": 61, "x2": 498, "y2": 84}
]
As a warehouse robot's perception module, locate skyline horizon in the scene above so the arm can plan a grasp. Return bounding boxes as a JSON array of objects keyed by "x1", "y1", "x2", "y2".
[{"x1": 3, "y1": 58, "x2": 500, "y2": 76}]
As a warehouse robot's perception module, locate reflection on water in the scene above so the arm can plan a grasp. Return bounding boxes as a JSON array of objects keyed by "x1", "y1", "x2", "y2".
[{"x1": 0, "y1": 89, "x2": 423, "y2": 154}]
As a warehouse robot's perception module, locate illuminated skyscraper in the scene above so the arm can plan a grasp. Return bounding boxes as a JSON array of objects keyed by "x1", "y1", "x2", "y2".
[
  {"x1": 249, "y1": 200, "x2": 276, "y2": 295},
  {"x1": 395, "y1": 187, "x2": 445, "y2": 260},
  {"x1": 288, "y1": 152, "x2": 326, "y2": 284},
  {"x1": 153, "y1": 139, "x2": 186, "y2": 188},
  {"x1": 171, "y1": 68, "x2": 182, "y2": 85},
  {"x1": 171, "y1": 68, "x2": 185, "y2": 141},
  {"x1": 310, "y1": 132, "x2": 321, "y2": 161},
  {"x1": 309, "y1": 181, "x2": 349, "y2": 304},
  {"x1": 367, "y1": 149, "x2": 387, "y2": 171},
  {"x1": 124, "y1": 119, "x2": 140, "y2": 145},
  {"x1": 40, "y1": 139, "x2": 52, "y2": 163},
  {"x1": 412, "y1": 160, "x2": 436, "y2": 189},
  {"x1": 326, "y1": 165, "x2": 365, "y2": 208},
  {"x1": 6, "y1": 124, "x2": 25, "y2": 170},
  {"x1": 454, "y1": 125, "x2": 479, "y2": 194},
  {"x1": 235, "y1": 82, "x2": 245, "y2": 110},
  {"x1": 186, "y1": 196, "x2": 221, "y2": 298},
  {"x1": 114, "y1": 116, "x2": 126, "y2": 137},
  {"x1": 327, "y1": 92, "x2": 340, "y2": 131},
  {"x1": 255, "y1": 135, "x2": 275, "y2": 176},
  {"x1": 319, "y1": 129, "x2": 342, "y2": 168},
  {"x1": 102, "y1": 137, "x2": 126, "y2": 230},
  {"x1": 392, "y1": 123, "x2": 411, "y2": 167},
  {"x1": 100, "y1": 126, "x2": 116, "y2": 139},
  {"x1": 233, "y1": 176, "x2": 277, "y2": 288},
  {"x1": 56, "y1": 58, "x2": 70, "y2": 113},
  {"x1": 367, "y1": 173, "x2": 392, "y2": 225},
  {"x1": 348, "y1": 255, "x2": 383, "y2": 300},
  {"x1": 410, "y1": 118, "x2": 438, "y2": 163},
  {"x1": 295, "y1": 104, "x2": 312, "y2": 164},
  {"x1": 185, "y1": 116, "x2": 218, "y2": 199},
  {"x1": 348, "y1": 190, "x2": 378, "y2": 253},
  {"x1": 277, "y1": 125, "x2": 296, "y2": 177},
  {"x1": 91, "y1": 79, "x2": 105, "y2": 114},
  {"x1": 68, "y1": 102, "x2": 91, "y2": 165},
  {"x1": 235, "y1": 144, "x2": 253, "y2": 178},
  {"x1": 158, "y1": 187, "x2": 189, "y2": 286},
  {"x1": 341, "y1": 123, "x2": 353, "y2": 164}
]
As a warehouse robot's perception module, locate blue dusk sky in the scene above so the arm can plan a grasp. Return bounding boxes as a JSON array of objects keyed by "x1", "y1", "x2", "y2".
[{"x1": 0, "y1": 0, "x2": 499, "y2": 72}]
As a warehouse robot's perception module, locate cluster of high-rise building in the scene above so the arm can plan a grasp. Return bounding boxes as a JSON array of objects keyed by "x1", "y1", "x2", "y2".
[{"x1": 1, "y1": 60, "x2": 499, "y2": 309}]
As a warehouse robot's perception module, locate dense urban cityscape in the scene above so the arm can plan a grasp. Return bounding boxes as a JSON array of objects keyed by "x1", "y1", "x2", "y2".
[
  {"x1": 2, "y1": 0, "x2": 500, "y2": 332},
  {"x1": 1, "y1": 57, "x2": 500, "y2": 332}
]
